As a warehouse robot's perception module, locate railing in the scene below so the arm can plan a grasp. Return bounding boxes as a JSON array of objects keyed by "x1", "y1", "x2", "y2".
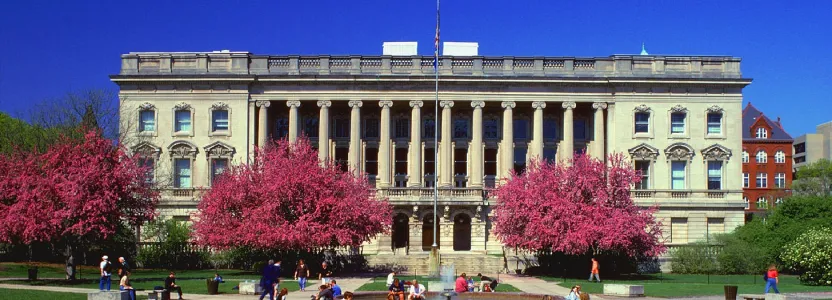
[
  {"x1": 377, "y1": 187, "x2": 487, "y2": 201},
  {"x1": 630, "y1": 189, "x2": 738, "y2": 200},
  {"x1": 160, "y1": 188, "x2": 208, "y2": 200},
  {"x1": 120, "y1": 53, "x2": 743, "y2": 79}
]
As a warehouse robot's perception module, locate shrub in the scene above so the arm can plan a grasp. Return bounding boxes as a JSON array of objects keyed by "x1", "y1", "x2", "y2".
[
  {"x1": 714, "y1": 233, "x2": 769, "y2": 274},
  {"x1": 670, "y1": 242, "x2": 718, "y2": 274},
  {"x1": 781, "y1": 227, "x2": 832, "y2": 285}
]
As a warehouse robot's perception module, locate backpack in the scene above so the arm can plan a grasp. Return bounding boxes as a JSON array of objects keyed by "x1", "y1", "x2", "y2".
[
  {"x1": 763, "y1": 272, "x2": 768, "y2": 281},
  {"x1": 103, "y1": 261, "x2": 112, "y2": 273}
]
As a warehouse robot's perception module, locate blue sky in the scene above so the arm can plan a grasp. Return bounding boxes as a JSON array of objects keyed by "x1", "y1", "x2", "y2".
[{"x1": 1, "y1": 0, "x2": 830, "y2": 136}]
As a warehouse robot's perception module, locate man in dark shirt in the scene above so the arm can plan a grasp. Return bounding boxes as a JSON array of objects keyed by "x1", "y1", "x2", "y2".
[
  {"x1": 118, "y1": 257, "x2": 131, "y2": 278},
  {"x1": 164, "y1": 272, "x2": 183, "y2": 300},
  {"x1": 477, "y1": 273, "x2": 497, "y2": 292},
  {"x1": 318, "y1": 262, "x2": 333, "y2": 285},
  {"x1": 260, "y1": 259, "x2": 277, "y2": 300},
  {"x1": 316, "y1": 284, "x2": 334, "y2": 300}
]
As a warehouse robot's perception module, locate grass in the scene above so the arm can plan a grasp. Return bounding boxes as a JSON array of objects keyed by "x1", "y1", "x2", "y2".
[
  {"x1": 539, "y1": 274, "x2": 832, "y2": 298},
  {"x1": 356, "y1": 276, "x2": 520, "y2": 292},
  {"x1": 0, "y1": 288, "x2": 88, "y2": 300}
]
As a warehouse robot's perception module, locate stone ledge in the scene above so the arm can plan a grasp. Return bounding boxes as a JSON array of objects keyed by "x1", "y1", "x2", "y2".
[
  {"x1": 603, "y1": 284, "x2": 645, "y2": 297},
  {"x1": 87, "y1": 290, "x2": 129, "y2": 300}
]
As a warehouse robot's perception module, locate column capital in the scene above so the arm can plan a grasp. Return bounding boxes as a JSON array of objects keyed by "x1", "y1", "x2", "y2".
[
  {"x1": 592, "y1": 102, "x2": 608, "y2": 110},
  {"x1": 316, "y1": 100, "x2": 332, "y2": 108},
  {"x1": 562, "y1": 101, "x2": 577, "y2": 110},
  {"x1": 501, "y1": 101, "x2": 516, "y2": 109},
  {"x1": 440, "y1": 100, "x2": 454, "y2": 108},
  {"x1": 348, "y1": 100, "x2": 363, "y2": 108},
  {"x1": 409, "y1": 100, "x2": 424, "y2": 108},
  {"x1": 286, "y1": 100, "x2": 301, "y2": 108},
  {"x1": 471, "y1": 101, "x2": 486, "y2": 109},
  {"x1": 532, "y1": 101, "x2": 547, "y2": 109},
  {"x1": 379, "y1": 100, "x2": 394, "y2": 108},
  {"x1": 255, "y1": 100, "x2": 271, "y2": 108}
]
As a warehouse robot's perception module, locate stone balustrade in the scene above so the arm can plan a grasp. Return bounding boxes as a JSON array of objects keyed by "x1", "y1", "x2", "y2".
[
  {"x1": 377, "y1": 187, "x2": 487, "y2": 204},
  {"x1": 118, "y1": 52, "x2": 743, "y2": 79},
  {"x1": 630, "y1": 189, "x2": 736, "y2": 200},
  {"x1": 160, "y1": 188, "x2": 207, "y2": 201}
]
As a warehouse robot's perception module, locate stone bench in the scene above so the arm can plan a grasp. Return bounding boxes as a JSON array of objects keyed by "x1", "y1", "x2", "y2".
[
  {"x1": 239, "y1": 281, "x2": 264, "y2": 295},
  {"x1": 146, "y1": 289, "x2": 169, "y2": 300},
  {"x1": 603, "y1": 284, "x2": 644, "y2": 297},
  {"x1": 87, "y1": 290, "x2": 129, "y2": 300}
]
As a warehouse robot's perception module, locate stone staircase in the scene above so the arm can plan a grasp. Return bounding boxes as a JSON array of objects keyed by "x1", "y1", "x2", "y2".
[{"x1": 366, "y1": 252, "x2": 533, "y2": 276}]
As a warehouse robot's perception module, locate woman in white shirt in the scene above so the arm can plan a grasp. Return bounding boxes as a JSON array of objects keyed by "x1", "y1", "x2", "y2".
[{"x1": 408, "y1": 280, "x2": 426, "y2": 300}]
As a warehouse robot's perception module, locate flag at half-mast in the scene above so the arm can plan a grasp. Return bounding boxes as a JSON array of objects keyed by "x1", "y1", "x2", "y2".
[{"x1": 433, "y1": 1, "x2": 440, "y2": 71}]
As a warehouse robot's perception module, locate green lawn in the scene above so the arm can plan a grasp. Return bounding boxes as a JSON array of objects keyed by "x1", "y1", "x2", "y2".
[
  {"x1": 356, "y1": 276, "x2": 520, "y2": 292},
  {"x1": 0, "y1": 288, "x2": 88, "y2": 300},
  {"x1": 540, "y1": 274, "x2": 832, "y2": 298}
]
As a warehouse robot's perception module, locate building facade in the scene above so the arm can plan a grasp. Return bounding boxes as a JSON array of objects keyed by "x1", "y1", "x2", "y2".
[
  {"x1": 741, "y1": 103, "x2": 793, "y2": 216},
  {"x1": 793, "y1": 121, "x2": 832, "y2": 169},
  {"x1": 113, "y1": 50, "x2": 749, "y2": 271}
]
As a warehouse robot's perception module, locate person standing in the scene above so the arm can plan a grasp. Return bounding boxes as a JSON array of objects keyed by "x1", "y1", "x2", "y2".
[
  {"x1": 319, "y1": 262, "x2": 333, "y2": 285},
  {"x1": 164, "y1": 272, "x2": 184, "y2": 300},
  {"x1": 259, "y1": 259, "x2": 277, "y2": 300},
  {"x1": 295, "y1": 259, "x2": 310, "y2": 291},
  {"x1": 454, "y1": 273, "x2": 468, "y2": 293},
  {"x1": 765, "y1": 264, "x2": 780, "y2": 294},
  {"x1": 588, "y1": 258, "x2": 600, "y2": 283},
  {"x1": 119, "y1": 271, "x2": 136, "y2": 300},
  {"x1": 118, "y1": 257, "x2": 131, "y2": 278},
  {"x1": 99, "y1": 255, "x2": 112, "y2": 291}
]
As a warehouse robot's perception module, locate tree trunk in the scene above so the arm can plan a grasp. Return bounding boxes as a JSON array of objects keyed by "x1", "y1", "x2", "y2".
[{"x1": 65, "y1": 243, "x2": 76, "y2": 281}]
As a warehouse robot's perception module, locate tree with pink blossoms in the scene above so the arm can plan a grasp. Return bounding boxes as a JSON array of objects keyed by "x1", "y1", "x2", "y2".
[
  {"x1": 0, "y1": 130, "x2": 158, "y2": 278},
  {"x1": 193, "y1": 138, "x2": 392, "y2": 251},
  {"x1": 492, "y1": 154, "x2": 664, "y2": 258}
]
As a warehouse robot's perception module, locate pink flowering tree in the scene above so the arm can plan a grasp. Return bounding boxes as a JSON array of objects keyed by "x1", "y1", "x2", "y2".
[
  {"x1": 0, "y1": 131, "x2": 159, "y2": 276},
  {"x1": 193, "y1": 138, "x2": 391, "y2": 251},
  {"x1": 492, "y1": 153, "x2": 664, "y2": 258}
]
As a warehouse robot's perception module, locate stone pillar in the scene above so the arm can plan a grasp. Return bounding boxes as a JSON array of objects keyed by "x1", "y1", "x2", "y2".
[
  {"x1": 470, "y1": 101, "x2": 485, "y2": 187},
  {"x1": 317, "y1": 101, "x2": 331, "y2": 162},
  {"x1": 409, "y1": 101, "x2": 424, "y2": 187},
  {"x1": 378, "y1": 101, "x2": 393, "y2": 188},
  {"x1": 592, "y1": 102, "x2": 607, "y2": 160},
  {"x1": 287, "y1": 100, "x2": 301, "y2": 143},
  {"x1": 439, "y1": 101, "x2": 454, "y2": 187},
  {"x1": 500, "y1": 101, "x2": 516, "y2": 179},
  {"x1": 256, "y1": 101, "x2": 271, "y2": 147},
  {"x1": 562, "y1": 101, "x2": 576, "y2": 163},
  {"x1": 348, "y1": 100, "x2": 363, "y2": 175},
  {"x1": 531, "y1": 101, "x2": 546, "y2": 159}
]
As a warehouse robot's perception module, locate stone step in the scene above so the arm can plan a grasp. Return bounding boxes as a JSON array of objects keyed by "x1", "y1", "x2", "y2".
[{"x1": 366, "y1": 253, "x2": 514, "y2": 276}]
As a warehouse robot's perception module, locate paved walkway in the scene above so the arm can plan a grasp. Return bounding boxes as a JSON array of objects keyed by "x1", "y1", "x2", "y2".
[{"x1": 497, "y1": 274, "x2": 572, "y2": 296}]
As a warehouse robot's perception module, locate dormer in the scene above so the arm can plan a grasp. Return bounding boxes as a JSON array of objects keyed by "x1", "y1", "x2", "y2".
[{"x1": 750, "y1": 113, "x2": 773, "y2": 139}]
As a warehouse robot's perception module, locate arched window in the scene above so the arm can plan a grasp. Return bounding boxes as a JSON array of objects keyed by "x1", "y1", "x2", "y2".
[
  {"x1": 756, "y1": 151, "x2": 767, "y2": 164},
  {"x1": 774, "y1": 151, "x2": 786, "y2": 164},
  {"x1": 756, "y1": 197, "x2": 768, "y2": 209},
  {"x1": 756, "y1": 127, "x2": 768, "y2": 139},
  {"x1": 742, "y1": 151, "x2": 749, "y2": 163}
]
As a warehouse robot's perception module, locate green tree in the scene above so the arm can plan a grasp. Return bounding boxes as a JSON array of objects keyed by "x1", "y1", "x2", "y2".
[
  {"x1": 781, "y1": 227, "x2": 832, "y2": 285},
  {"x1": 136, "y1": 219, "x2": 208, "y2": 269},
  {"x1": 0, "y1": 113, "x2": 63, "y2": 154},
  {"x1": 793, "y1": 159, "x2": 832, "y2": 196}
]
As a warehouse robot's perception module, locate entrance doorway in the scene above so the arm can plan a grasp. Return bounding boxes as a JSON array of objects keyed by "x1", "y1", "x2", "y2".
[
  {"x1": 392, "y1": 213, "x2": 409, "y2": 250},
  {"x1": 453, "y1": 214, "x2": 471, "y2": 251},
  {"x1": 422, "y1": 214, "x2": 439, "y2": 250}
]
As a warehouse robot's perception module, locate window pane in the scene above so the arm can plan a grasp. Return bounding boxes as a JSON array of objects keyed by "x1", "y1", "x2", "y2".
[
  {"x1": 304, "y1": 117, "x2": 319, "y2": 137},
  {"x1": 671, "y1": 113, "x2": 685, "y2": 134},
  {"x1": 395, "y1": 148, "x2": 408, "y2": 175},
  {"x1": 453, "y1": 119, "x2": 468, "y2": 139},
  {"x1": 212, "y1": 110, "x2": 229, "y2": 132},
  {"x1": 484, "y1": 119, "x2": 499, "y2": 139},
  {"x1": 365, "y1": 148, "x2": 378, "y2": 175},
  {"x1": 707, "y1": 113, "x2": 722, "y2": 134},
  {"x1": 671, "y1": 161, "x2": 686, "y2": 190},
  {"x1": 743, "y1": 173, "x2": 749, "y2": 188},
  {"x1": 424, "y1": 148, "x2": 435, "y2": 175},
  {"x1": 635, "y1": 161, "x2": 650, "y2": 189},
  {"x1": 365, "y1": 118, "x2": 379, "y2": 138},
  {"x1": 454, "y1": 149, "x2": 467, "y2": 175},
  {"x1": 543, "y1": 148, "x2": 557, "y2": 163},
  {"x1": 396, "y1": 119, "x2": 409, "y2": 138},
  {"x1": 424, "y1": 119, "x2": 436, "y2": 138},
  {"x1": 140, "y1": 111, "x2": 155, "y2": 132},
  {"x1": 175, "y1": 110, "x2": 191, "y2": 132},
  {"x1": 514, "y1": 148, "x2": 527, "y2": 174},
  {"x1": 334, "y1": 118, "x2": 349, "y2": 138},
  {"x1": 543, "y1": 119, "x2": 558, "y2": 139},
  {"x1": 574, "y1": 119, "x2": 586, "y2": 140},
  {"x1": 484, "y1": 149, "x2": 497, "y2": 176},
  {"x1": 514, "y1": 119, "x2": 528, "y2": 139},
  {"x1": 708, "y1": 161, "x2": 722, "y2": 190},
  {"x1": 212, "y1": 159, "x2": 228, "y2": 183},
  {"x1": 275, "y1": 118, "x2": 289, "y2": 138},
  {"x1": 174, "y1": 159, "x2": 191, "y2": 188},
  {"x1": 635, "y1": 113, "x2": 649, "y2": 133}
]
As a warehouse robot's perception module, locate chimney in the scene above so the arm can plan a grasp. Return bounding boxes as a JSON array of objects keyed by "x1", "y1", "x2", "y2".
[
  {"x1": 383, "y1": 42, "x2": 418, "y2": 56},
  {"x1": 442, "y1": 42, "x2": 479, "y2": 56}
]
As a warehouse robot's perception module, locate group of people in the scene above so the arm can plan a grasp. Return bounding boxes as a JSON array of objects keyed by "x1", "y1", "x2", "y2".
[
  {"x1": 257, "y1": 258, "x2": 344, "y2": 300},
  {"x1": 454, "y1": 273, "x2": 499, "y2": 293},
  {"x1": 99, "y1": 255, "x2": 185, "y2": 300},
  {"x1": 386, "y1": 271, "x2": 426, "y2": 300}
]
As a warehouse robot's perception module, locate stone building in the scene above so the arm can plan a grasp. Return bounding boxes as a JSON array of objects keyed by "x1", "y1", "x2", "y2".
[
  {"x1": 741, "y1": 103, "x2": 793, "y2": 217},
  {"x1": 112, "y1": 47, "x2": 750, "y2": 272},
  {"x1": 793, "y1": 121, "x2": 832, "y2": 169}
]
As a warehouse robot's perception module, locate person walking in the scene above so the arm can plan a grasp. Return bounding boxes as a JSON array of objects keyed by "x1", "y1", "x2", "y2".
[
  {"x1": 259, "y1": 259, "x2": 277, "y2": 300},
  {"x1": 588, "y1": 258, "x2": 600, "y2": 283},
  {"x1": 319, "y1": 261, "x2": 333, "y2": 285},
  {"x1": 295, "y1": 259, "x2": 310, "y2": 291},
  {"x1": 765, "y1": 264, "x2": 780, "y2": 294},
  {"x1": 99, "y1": 255, "x2": 112, "y2": 291}
]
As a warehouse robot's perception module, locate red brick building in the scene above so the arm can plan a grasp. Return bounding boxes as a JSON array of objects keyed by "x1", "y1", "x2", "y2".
[{"x1": 742, "y1": 103, "x2": 793, "y2": 217}]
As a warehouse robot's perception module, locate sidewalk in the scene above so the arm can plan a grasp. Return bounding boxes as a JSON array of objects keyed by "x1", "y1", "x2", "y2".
[{"x1": 497, "y1": 274, "x2": 572, "y2": 296}]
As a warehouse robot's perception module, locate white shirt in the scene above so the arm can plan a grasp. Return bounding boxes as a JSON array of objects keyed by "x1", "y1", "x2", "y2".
[
  {"x1": 409, "y1": 284, "x2": 425, "y2": 296},
  {"x1": 386, "y1": 273, "x2": 395, "y2": 286},
  {"x1": 100, "y1": 261, "x2": 110, "y2": 276}
]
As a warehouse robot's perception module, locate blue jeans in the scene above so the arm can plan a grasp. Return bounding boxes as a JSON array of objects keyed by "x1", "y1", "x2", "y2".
[
  {"x1": 120, "y1": 286, "x2": 136, "y2": 300},
  {"x1": 765, "y1": 278, "x2": 779, "y2": 293},
  {"x1": 298, "y1": 277, "x2": 307, "y2": 290},
  {"x1": 99, "y1": 275, "x2": 111, "y2": 291},
  {"x1": 589, "y1": 273, "x2": 600, "y2": 282}
]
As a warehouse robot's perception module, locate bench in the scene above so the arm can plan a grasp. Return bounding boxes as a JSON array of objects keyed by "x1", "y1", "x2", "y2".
[
  {"x1": 146, "y1": 289, "x2": 170, "y2": 300},
  {"x1": 603, "y1": 284, "x2": 644, "y2": 297},
  {"x1": 239, "y1": 281, "x2": 264, "y2": 295},
  {"x1": 87, "y1": 290, "x2": 129, "y2": 300}
]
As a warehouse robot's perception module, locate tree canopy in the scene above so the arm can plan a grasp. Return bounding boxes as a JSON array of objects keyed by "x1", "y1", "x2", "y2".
[{"x1": 793, "y1": 159, "x2": 832, "y2": 196}]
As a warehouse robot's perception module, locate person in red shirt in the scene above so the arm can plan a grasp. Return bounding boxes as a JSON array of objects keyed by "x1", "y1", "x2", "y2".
[
  {"x1": 765, "y1": 264, "x2": 780, "y2": 294},
  {"x1": 588, "y1": 258, "x2": 600, "y2": 283},
  {"x1": 454, "y1": 273, "x2": 468, "y2": 293}
]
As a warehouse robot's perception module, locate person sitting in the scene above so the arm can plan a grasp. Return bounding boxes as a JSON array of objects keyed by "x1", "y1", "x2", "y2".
[
  {"x1": 566, "y1": 285, "x2": 582, "y2": 300},
  {"x1": 315, "y1": 284, "x2": 334, "y2": 300},
  {"x1": 388, "y1": 278, "x2": 405, "y2": 300},
  {"x1": 454, "y1": 273, "x2": 468, "y2": 293},
  {"x1": 467, "y1": 276, "x2": 475, "y2": 292},
  {"x1": 408, "y1": 280, "x2": 426, "y2": 300},
  {"x1": 277, "y1": 287, "x2": 289, "y2": 300},
  {"x1": 119, "y1": 271, "x2": 136, "y2": 300},
  {"x1": 343, "y1": 292, "x2": 354, "y2": 300},
  {"x1": 164, "y1": 272, "x2": 184, "y2": 300},
  {"x1": 213, "y1": 273, "x2": 224, "y2": 283},
  {"x1": 477, "y1": 273, "x2": 497, "y2": 292}
]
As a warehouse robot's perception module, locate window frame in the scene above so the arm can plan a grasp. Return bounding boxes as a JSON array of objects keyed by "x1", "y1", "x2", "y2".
[
  {"x1": 395, "y1": 116, "x2": 410, "y2": 139},
  {"x1": 138, "y1": 109, "x2": 157, "y2": 134},
  {"x1": 743, "y1": 172, "x2": 749, "y2": 188},
  {"x1": 173, "y1": 158, "x2": 192, "y2": 189},
  {"x1": 172, "y1": 104, "x2": 195, "y2": 137},
  {"x1": 756, "y1": 172, "x2": 768, "y2": 188},
  {"x1": 756, "y1": 150, "x2": 768, "y2": 164},
  {"x1": 707, "y1": 161, "x2": 723, "y2": 190},
  {"x1": 209, "y1": 103, "x2": 232, "y2": 137},
  {"x1": 775, "y1": 172, "x2": 786, "y2": 188},
  {"x1": 670, "y1": 161, "x2": 687, "y2": 190},
  {"x1": 774, "y1": 150, "x2": 786, "y2": 164},
  {"x1": 755, "y1": 127, "x2": 768, "y2": 139},
  {"x1": 706, "y1": 112, "x2": 723, "y2": 136},
  {"x1": 742, "y1": 150, "x2": 749, "y2": 163},
  {"x1": 634, "y1": 111, "x2": 651, "y2": 136}
]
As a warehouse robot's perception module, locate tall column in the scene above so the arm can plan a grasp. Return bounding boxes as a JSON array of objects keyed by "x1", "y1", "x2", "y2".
[
  {"x1": 287, "y1": 100, "x2": 301, "y2": 143},
  {"x1": 317, "y1": 101, "x2": 331, "y2": 162},
  {"x1": 348, "y1": 100, "x2": 363, "y2": 175},
  {"x1": 256, "y1": 101, "x2": 271, "y2": 147},
  {"x1": 378, "y1": 101, "x2": 393, "y2": 188},
  {"x1": 409, "y1": 101, "x2": 424, "y2": 187},
  {"x1": 470, "y1": 101, "x2": 485, "y2": 187},
  {"x1": 592, "y1": 102, "x2": 607, "y2": 160},
  {"x1": 501, "y1": 101, "x2": 516, "y2": 179},
  {"x1": 439, "y1": 101, "x2": 454, "y2": 187},
  {"x1": 562, "y1": 101, "x2": 576, "y2": 163},
  {"x1": 531, "y1": 101, "x2": 546, "y2": 159}
]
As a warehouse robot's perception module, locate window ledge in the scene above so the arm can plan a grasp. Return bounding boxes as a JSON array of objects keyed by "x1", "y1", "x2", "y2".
[
  {"x1": 632, "y1": 133, "x2": 652, "y2": 139},
  {"x1": 138, "y1": 131, "x2": 157, "y2": 137},
  {"x1": 209, "y1": 131, "x2": 231, "y2": 137},
  {"x1": 668, "y1": 134, "x2": 689, "y2": 139},
  {"x1": 172, "y1": 132, "x2": 192, "y2": 137}
]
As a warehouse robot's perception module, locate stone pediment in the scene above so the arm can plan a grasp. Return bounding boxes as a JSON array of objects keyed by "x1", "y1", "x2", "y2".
[
  {"x1": 132, "y1": 142, "x2": 161, "y2": 157},
  {"x1": 628, "y1": 143, "x2": 660, "y2": 160},
  {"x1": 664, "y1": 143, "x2": 695, "y2": 161},
  {"x1": 168, "y1": 140, "x2": 198, "y2": 158},
  {"x1": 204, "y1": 141, "x2": 236, "y2": 159},
  {"x1": 701, "y1": 144, "x2": 732, "y2": 161}
]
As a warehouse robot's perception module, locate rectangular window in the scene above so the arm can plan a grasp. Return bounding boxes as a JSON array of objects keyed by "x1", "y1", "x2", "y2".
[
  {"x1": 453, "y1": 119, "x2": 468, "y2": 139},
  {"x1": 395, "y1": 148, "x2": 408, "y2": 175},
  {"x1": 424, "y1": 119, "x2": 436, "y2": 138},
  {"x1": 707, "y1": 161, "x2": 722, "y2": 190},
  {"x1": 484, "y1": 149, "x2": 497, "y2": 176},
  {"x1": 671, "y1": 161, "x2": 686, "y2": 190},
  {"x1": 334, "y1": 147, "x2": 349, "y2": 172},
  {"x1": 334, "y1": 118, "x2": 349, "y2": 138},
  {"x1": 743, "y1": 173, "x2": 749, "y2": 188},
  {"x1": 670, "y1": 218, "x2": 688, "y2": 244},
  {"x1": 365, "y1": 118, "x2": 379, "y2": 138},
  {"x1": 138, "y1": 157, "x2": 154, "y2": 184},
  {"x1": 543, "y1": 148, "x2": 557, "y2": 163},
  {"x1": 634, "y1": 112, "x2": 649, "y2": 133},
  {"x1": 757, "y1": 173, "x2": 768, "y2": 188},
  {"x1": 364, "y1": 148, "x2": 378, "y2": 176},
  {"x1": 395, "y1": 119, "x2": 409, "y2": 139},
  {"x1": 514, "y1": 119, "x2": 528, "y2": 139},
  {"x1": 211, "y1": 159, "x2": 228, "y2": 184},
  {"x1": 139, "y1": 110, "x2": 155, "y2": 132},
  {"x1": 173, "y1": 158, "x2": 191, "y2": 188},
  {"x1": 706, "y1": 218, "x2": 725, "y2": 242},
  {"x1": 543, "y1": 119, "x2": 558, "y2": 139},
  {"x1": 574, "y1": 119, "x2": 587, "y2": 140},
  {"x1": 514, "y1": 147, "x2": 527, "y2": 175},
  {"x1": 794, "y1": 143, "x2": 806, "y2": 154},
  {"x1": 304, "y1": 117, "x2": 319, "y2": 138},
  {"x1": 424, "y1": 148, "x2": 435, "y2": 187},
  {"x1": 671, "y1": 113, "x2": 686, "y2": 134},
  {"x1": 212, "y1": 110, "x2": 229, "y2": 132},
  {"x1": 775, "y1": 173, "x2": 786, "y2": 188},
  {"x1": 635, "y1": 161, "x2": 650, "y2": 190},
  {"x1": 707, "y1": 113, "x2": 722, "y2": 134},
  {"x1": 454, "y1": 149, "x2": 467, "y2": 187},
  {"x1": 174, "y1": 110, "x2": 191, "y2": 133}
]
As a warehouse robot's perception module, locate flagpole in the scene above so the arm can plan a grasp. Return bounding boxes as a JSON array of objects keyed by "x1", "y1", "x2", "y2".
[{"x1": 432, "y1": 0, "x2": 440, "y2": 251}]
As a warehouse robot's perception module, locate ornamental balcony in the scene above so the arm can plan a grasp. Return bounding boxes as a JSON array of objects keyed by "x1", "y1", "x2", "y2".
[
  {"x1": 376, "y1": 187, "x2": 489, "y2": 205},
  {"x1": 630, "y1": 189, "x2": 744, "y2": 208}
]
